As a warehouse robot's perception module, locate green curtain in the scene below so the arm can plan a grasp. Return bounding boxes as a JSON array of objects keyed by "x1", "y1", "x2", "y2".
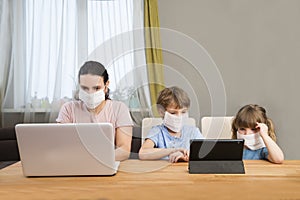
[{"x1": 144, "y1": 0, "x2": 164, "y2": 116}]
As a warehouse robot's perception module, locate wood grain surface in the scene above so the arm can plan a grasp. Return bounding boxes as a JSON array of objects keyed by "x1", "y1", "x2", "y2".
[{"x1": 0, "y1": 160, "x2": 299, "y2": 199}]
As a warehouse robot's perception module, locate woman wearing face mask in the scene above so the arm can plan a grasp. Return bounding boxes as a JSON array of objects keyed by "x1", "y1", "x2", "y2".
[
  {"x1": 139, "y1": 86, "x2": 204, "y2": 163},
  {"x1": 232, "y1": 104, "x2": 284, "y2": 164},
  {"x1": 56, "y1": 61, "x2": 133, "y2": 161}
]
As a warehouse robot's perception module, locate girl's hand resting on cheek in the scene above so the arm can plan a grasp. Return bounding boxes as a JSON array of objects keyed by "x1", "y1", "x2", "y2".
[{"x1": 256, "y1": 122, "x2": 269, "y2": 138}]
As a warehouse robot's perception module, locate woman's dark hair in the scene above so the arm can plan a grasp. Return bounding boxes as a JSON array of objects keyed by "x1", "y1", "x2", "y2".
[{"x1": 78, "y1": 61, "x2": 110, "y2": 99}]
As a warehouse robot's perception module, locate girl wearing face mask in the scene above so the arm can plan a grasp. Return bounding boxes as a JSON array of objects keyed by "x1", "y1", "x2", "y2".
[
  {"x1": 232, "y1": 104, "x2": 284, "y2": 164},
  {"x1": 56, "y1": 61, "x2": 133, "y2": 161},
  {"x1": 139, "y1": 86, "x2": 204, "y2": 163}
]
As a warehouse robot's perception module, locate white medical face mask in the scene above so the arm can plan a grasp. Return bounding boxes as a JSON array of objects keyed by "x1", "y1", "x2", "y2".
[
  {"x1": 163, "y1": 111, "x2": 188, "y2": 133},
  {"x1": 237, "y1": 131, "x2": 266, "y2": 150},
  {"x1": 79, "y1": 88, "x2": 105, "y2": 109}
]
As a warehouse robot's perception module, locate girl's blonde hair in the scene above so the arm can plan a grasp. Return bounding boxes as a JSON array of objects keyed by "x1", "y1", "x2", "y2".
[{"x1": 232, "y1": 104, "x2": 276, "y2": 141}]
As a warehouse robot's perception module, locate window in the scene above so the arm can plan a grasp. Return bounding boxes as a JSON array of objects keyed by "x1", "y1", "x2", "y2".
[{"x1": 24, "y1": 0, "x2": 145, "y2": 106}]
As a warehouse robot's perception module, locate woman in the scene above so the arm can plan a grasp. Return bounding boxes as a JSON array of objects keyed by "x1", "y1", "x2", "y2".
[{"x1": 56, "y1": 61, "x2": 133, "y2": 161}]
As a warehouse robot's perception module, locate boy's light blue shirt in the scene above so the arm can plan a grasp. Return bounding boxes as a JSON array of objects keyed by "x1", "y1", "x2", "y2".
[
  {"x1": 146, "y1": 124, "x2": 204, "y2": 150},
  {"x1": 243, "y1": 147, "x2": 269, "y2": 160}
]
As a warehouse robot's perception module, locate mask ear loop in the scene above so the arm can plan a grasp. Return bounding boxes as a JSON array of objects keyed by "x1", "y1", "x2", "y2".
[
  {"x1": 156, "y1": 104, "x2": 166, "y2": 118},
  {"x1": 103, "y1": 85, "x2": 110, "y2": 100}
]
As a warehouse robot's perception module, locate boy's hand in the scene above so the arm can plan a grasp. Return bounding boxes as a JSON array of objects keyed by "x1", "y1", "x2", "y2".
[
  {"x1": 169, "y1": 150, "x2": 189, "y2": 163},
  {"x1": 175, "y1": 148, "x2": 188, "y2": 155}
]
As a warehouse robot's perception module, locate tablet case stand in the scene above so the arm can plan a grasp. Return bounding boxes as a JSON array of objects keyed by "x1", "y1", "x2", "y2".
[
  {"x1": 189, "y1": 160, "x2": 245, "y2": 174},
  {"x1": 188, "y1": 139, "x2": 245, "y2": 174}
]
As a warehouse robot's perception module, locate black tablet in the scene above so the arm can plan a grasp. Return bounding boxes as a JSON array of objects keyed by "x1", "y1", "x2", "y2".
[{"x1": 189, "y1": 139, "x2": 245, "y2": 174}]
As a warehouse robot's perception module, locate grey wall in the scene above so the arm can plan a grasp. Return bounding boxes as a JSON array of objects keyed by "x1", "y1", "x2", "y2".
[{"x1": 158, "y1": 0, "x2": 300, "y2": 159}]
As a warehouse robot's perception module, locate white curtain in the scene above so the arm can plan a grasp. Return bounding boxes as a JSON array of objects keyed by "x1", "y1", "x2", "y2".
[
  {"x1": 0, "y1": 0, "x2": 13, "y2": 127},
  {"x1": 0, "y1": 0, "x2": 150, "y2": 127}
]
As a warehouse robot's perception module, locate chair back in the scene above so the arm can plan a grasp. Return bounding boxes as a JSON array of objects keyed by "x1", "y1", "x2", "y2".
[{"x1": 201, "y1": 116, "x2": 234, "y2": 139}]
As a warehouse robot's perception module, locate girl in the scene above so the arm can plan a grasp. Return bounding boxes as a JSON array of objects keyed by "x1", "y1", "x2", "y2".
[
  {"x1": 56, "y1": 61, "x2": 133, "y2": 161},
  {"x1": 232, "y1": 104, "x2": 284, "y2": 164},
  {"x1": 139, "y1": 86, "x2": 204, "y2": 163}
]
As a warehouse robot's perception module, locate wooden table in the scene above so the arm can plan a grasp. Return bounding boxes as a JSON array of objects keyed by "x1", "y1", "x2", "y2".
[{"x1": 0, "y1": 160, "x2": 299, "y2": 199}]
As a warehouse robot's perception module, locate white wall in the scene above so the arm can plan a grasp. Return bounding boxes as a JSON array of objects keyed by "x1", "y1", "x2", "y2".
[{"x1": 158, "y1": 0, "x2": 300, "y2": 159}]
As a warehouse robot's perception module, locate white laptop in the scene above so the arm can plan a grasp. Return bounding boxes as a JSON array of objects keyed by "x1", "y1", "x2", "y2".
[{"x1": 15, "y1": 123, "x2": 120, "y2": 177}]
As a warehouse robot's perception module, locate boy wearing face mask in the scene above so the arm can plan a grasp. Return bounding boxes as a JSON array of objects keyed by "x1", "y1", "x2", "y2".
[
  {"x1": 232, "y1": 104, "x2": 284, "y2": 164},
  {"x1": 56, "y1": 61, "x2": 133, "y2": 161},
  {"x1": 139, "y1": 86, "x2": 204, "y2": 163}
]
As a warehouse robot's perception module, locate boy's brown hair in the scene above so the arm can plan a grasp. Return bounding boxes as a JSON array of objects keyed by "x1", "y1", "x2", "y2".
[{"x1": 156, "y1": 86, "x2": 190, "y2": 115}]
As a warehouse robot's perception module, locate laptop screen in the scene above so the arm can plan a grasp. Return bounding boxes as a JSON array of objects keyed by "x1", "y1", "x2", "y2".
[
  {"x1": 189, "y1": 139, "x2": 244, "y2": 161},
  {"x1": 15, "y1": 123, "x2": 118, "y2": 176}
]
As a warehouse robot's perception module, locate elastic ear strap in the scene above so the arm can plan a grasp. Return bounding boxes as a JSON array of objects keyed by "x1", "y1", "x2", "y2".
[
  {"x1": 156, "y1": 105, "x2": 165, "y2": 117},
  {"x1": 105, "y1": 87, "x2": 110, "y2": 100}
]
